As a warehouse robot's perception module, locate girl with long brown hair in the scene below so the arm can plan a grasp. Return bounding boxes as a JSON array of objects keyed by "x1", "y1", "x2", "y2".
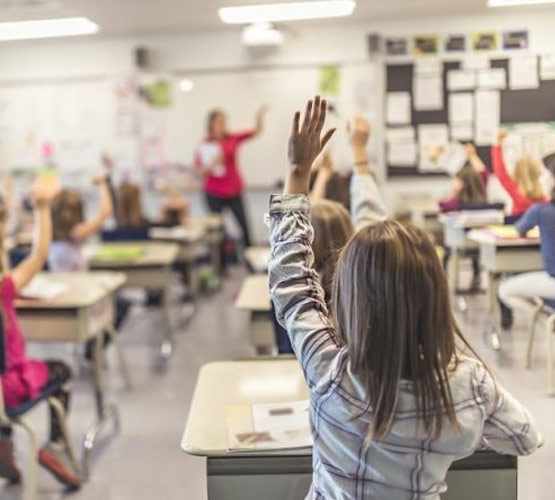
[{"x1": 269, "y1": 97, "x2": 542, "y2": 499}]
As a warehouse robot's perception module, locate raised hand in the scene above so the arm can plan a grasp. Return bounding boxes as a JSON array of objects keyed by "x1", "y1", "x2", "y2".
[
  {"x1": 464, "y1": 143, "x2": 477, "y2": 158},
  {"x1": 497, "y1": 128, "x2": 508, "y2": 145},
  {"x1": 31, "y1": 175, "x2": 61, "y2": 207},
  {"x1": 347, "y1": 115, "x2": 371, "y2": 150}
]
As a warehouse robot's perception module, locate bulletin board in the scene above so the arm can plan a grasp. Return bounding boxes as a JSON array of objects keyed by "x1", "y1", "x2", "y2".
[{"x1": 385, "y1": 56, "x2": 555, "y2": 177}]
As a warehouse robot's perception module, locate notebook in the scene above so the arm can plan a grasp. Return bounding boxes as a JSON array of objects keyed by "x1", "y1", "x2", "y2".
[{"x1": 94, "y1": 245, "x2": 146, "y2": 261}]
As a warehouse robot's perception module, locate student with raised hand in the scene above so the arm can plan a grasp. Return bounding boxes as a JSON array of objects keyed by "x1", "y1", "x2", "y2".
[
  {"x1": 493, "y1": 128, "x2": 547, "y2": 216},
  {"x1": 0, "y1": 177, "x2": 82, "y2": 489},
  {"x1": 499, "y1": 157, "x2": 555, "y2": 312},
  {"x1": 269, "y1": 96, "x2": 542, "y2": 499}
]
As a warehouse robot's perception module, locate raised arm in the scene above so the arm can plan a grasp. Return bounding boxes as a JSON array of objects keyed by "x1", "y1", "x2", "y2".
[
  {"x1": 492, "y1": 129, "x2": 525, "y2": 204},
  {"x1": 253, "y1": 105, "x2": 268, "y2": 137},
  {"x1": 347, "y1": 116, "x2": 387, "y2": 230},
  {"x1": 270, "y1": 96, "x2": 342, "y2": 390},
  {"x1": 465, "y1": 143, "x2": 486, "y2": 173},
  {"x1": 309, "y1": 152, "x2": 333, "y2": 203},
  {"x1": 12, "y1": 177, "x2": 59, "y2": 290},
  {"x1": 72, "y1": 177, "x2": 113, "y2": 242},
  {"x1": 478, "y1": 365, "x2": 543, "y2": 455}
]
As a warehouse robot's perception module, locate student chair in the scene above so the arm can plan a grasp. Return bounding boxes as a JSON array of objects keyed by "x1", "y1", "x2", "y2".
[
  {"x1": 0, "y1": 312, "x2": 79, "y2": 500},
  {"x1": 525, "y1": 301, "x2": 555, "y2": 395},
  {"x1": 101, "y1": 227, "x2": 150, "y2": 242}
]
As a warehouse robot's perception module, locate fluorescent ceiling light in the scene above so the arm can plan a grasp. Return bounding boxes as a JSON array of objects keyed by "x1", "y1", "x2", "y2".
[
  {"x1": 179, "y1": 79, "x2": 195, "y2": 92},
  {"x1": 242, "y1": 22, "x2": 284, "y2": 46},
  {"x1": 488, "y1": 0, "x2": 555, "y2": 6},
  {"x1": 0, "y1": 17, "x2": 99, "y2": 42},
  {"x1": 219, "y1": 0, "x2": 356, "y2": 24}
]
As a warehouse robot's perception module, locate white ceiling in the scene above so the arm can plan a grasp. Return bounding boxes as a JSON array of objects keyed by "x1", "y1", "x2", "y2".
[{"x1": 0, "y1": 0, "x2": 547, "y2": 35}]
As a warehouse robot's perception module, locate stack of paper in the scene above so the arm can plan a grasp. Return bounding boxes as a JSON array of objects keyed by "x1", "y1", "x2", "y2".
[
  {"x1": 484, "y1": 225, "x2": 540, "y2": 240},
  {"x1": 20, "y1": 277, "x2": 70, "y2": 300}
]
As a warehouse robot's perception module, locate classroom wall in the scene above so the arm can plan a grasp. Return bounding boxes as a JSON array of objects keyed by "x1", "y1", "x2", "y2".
[{"x1": 2, "y1": 9, "x2": 555, "y2": 242}]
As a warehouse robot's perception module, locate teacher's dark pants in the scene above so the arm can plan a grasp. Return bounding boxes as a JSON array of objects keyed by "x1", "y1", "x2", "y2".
[{"x1": 205, "y1": 193, "x2": 252, "y2": 248}]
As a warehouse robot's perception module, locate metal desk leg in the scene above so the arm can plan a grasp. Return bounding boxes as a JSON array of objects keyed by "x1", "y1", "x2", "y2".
[
  {"x1": 485, "y1": 272, "x2": 501, "y2": 351},
  {"x1": 160, "y1": 285, "x2": 174, "y2": 360},
  {"x1": 106, "y1": 325, "x2": 133, "y2": 389},
  {"x1": 82, "y1": 332, "x2": 120, "y2": 479},
  {"x1": 449, "y1": 249, "x2": 468, "y2": 313}
]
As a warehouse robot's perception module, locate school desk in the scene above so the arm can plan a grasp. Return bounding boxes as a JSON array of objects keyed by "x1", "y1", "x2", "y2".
[
  {"x1": 15, "y1": 271, "x2": 128, "y2": 478},
  {"x1": 244, "y1": 246, "x2": 270, "y2": 274},
  {"x1": 190, "y1": 215, "x2": 225, "y2": 276},
  {"x1": 410, "y1": 202, "x2": 441, "y2": 236},
  {"x1": 235, "y1": 275, "x2": 273, "y2": 354},
  {"x1": 88, "y1": 241, "x2": 180, "y2": 360},
  {"x1": 182, "y1": 359, "x2": 518, "y2": 500},
  {"x1": 467, "y1": 227, "x2": 543, "y2": 350}
]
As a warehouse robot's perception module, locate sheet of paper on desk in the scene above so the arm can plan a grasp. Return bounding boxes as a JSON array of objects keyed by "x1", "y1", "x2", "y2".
[
  {"x1": 94, "y1": 245, "x2": 146, "y2": 261},
  {"x1": 20, "y1": 277, "x2": 70, "y2": 300},
  {"x1": 386, "y1": 92, "x2": 411, "y2": 125},
  {"x1": 485, "y1": 225, "x2": 540, "y2": 240},
  {"x1": 252, "y1": 400, "x2": 309, "y2": 433},
  {"x1": 474, "y1": 90, "x2": 500, "y2": 146},
  {"x1": 509, "y1": 56, "x2": 539, "y2": 90},
  {"x1": 414, "y1": 74, "x2": 443, "y2": 111}
]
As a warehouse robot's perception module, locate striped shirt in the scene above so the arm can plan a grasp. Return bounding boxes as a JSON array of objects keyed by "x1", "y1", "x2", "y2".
[{"x1": 268, "y1": 194, "x2": 542, "y2": 500}]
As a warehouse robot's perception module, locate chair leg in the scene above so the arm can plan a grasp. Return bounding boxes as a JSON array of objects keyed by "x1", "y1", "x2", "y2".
[
  {"x1": 526, "y1": 305, "x2": 544, "y2": 369},
  {"x1": 106, "y1": 326, "x2": 133, "y2": 389},
  {"x1": 47, "y1": 397, "x2": 79, "y2": 473},
  {"x1": 12, "y1": 419, "x2": 39, "y2": 500},
  {"x1": 547, "y1": 314, "x2": 555, "y2": 397}
]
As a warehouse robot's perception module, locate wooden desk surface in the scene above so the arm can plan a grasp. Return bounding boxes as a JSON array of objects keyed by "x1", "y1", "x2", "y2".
[
  {"x1": 439, "y1": 211, "x2": 505, "y2": 229},
  {"x1": 467, "y1": 229, "x2": 541, "y2": 248},
  {"x1": 235, "y1": 275, "x2": 270, "y2": 312},
  {"x1": 182, "y1": 359, "x2": 308, "y2": 456},
  {"x1": 190, "y1": 215, "x2": 224, "y2": 231},
  {"x1": 149, "y1": 225, "x2": 206, "y2": 243},
  {"x1": 88, "y1": 242, "x2": 180, "y2": 268},
  {"x1": 244, "y1": 247, "x2": 270, "y2": 273},
  {"x1": 15, "y1": 271, "x2": 126, "y2": 310}
]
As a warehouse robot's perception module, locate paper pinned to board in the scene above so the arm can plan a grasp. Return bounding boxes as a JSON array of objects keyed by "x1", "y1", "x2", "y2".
[
  {"x1": 386, "y1": 126, "x2": 417, "y2": 166},
  {"x1": 413, "y1": 74, "x2": 443, "y2": 111},
  {"x1": 462, "y1": 55, "x2": 490, "y2": 71},
  {"x1": 474, "y1": 90, "x2": 500, "y2": 146},
  {"x1": 448, "y1": 93, "x2": 474, "y2": 124},
  {"x1": 438, "y1": 142, "x2": 468, "y2": 176},
  {"x1": 447, "y1": 70, "x2": 477, "y2": 91},
  {"x1": 477, "y1": 68, "x2": 507, "y2": 90},
  {"x1": 418, "y1": 124, "x2": 449, "y2": 171},
  {"x1": 450, "y1": 124, "x2": 474, "y2": 142},
  {"x1": 540, "y1": 54, "x2": 555, "y2": 80},
  {"x1": 386, "y1": 92, "x2": 411, "y2": 125},
  {"x1": 509, "y1": 55, "x2": 539, "y2": 90},
  {"x1": 415, "y1": 57, "x2": 442, "y2": 75}
]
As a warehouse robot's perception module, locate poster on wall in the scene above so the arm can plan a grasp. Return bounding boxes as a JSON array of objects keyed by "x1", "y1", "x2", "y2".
[
  {"x1": 386, "y1": 37, "x2": 408, "y2": 56},
  {"x1": 502, "y1": 30, "x2": 529, "y2": 50},
  {"x1": 413, "y1": 35, "x2": 439, "y2": 56},
  {"x1": 471, "y1": 31, "x2": 498, "y2": 52},
  {"x1": 540, "y1": 54, "x2": 555, "y2": 80},
  {"x1": 444, "y1": 35, "x2": 466, "y2": 53},
  {"x1": 319, "y1": 66, "x2": 341, "y2": 95}
]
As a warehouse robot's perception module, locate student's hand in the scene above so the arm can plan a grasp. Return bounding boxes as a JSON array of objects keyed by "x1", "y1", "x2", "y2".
[
  {"x1": 315, "y1": 151, "x2": 333, "y2": 174},
  {"x1": 497, "y1": 128, "x2": 508, "y2": 145},
  {"x1": 285, "y1": 96, "x2": 336, "y2": 195},
  {"x1": 464, "y1": 143, "x2": 477, "y2": 158},
  {"x1": 256, "y1": 105, "x2": 269, "y2": 121},
  {"x1": 93, "y1": 174, "x2": 109, "y2": 186},
  {"x1": 30, "y1": 175, "x2": 60, "y2": 207},
  {"x1": 347, "y1": 115, "x2": 371, "y2": 150},
  {"x1": 101, "y1": 153, "x2": 114, "y2": 172}
]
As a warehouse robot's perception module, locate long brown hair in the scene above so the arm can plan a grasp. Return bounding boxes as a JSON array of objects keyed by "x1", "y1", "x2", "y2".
[
  {"x1": 118, "y1": 183, "x2": 147, "y2": 228},
  {"x1": 311, "y1": 200, "x2": 353, "y2": 304},
  {"x1": 51, "y1": 189, "x2": 84, "y2": 241},
  {"x1": 206, "y1": 109, "x2": 225, "y2": 140},
  {"x1": 514, "y1": 157, "x2": 545, "y2": 200},
  {"x1": 455, "y1": 163, "x2": 487, "y2": 205},
  {"x1": 332, "y1": 220, "x2": 482, "y2": 440}
]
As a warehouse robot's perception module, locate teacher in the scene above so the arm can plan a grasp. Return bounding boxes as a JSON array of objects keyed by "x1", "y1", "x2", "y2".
[{"x1": 196, "y1": 107, "x2": 267, "y2": 249}]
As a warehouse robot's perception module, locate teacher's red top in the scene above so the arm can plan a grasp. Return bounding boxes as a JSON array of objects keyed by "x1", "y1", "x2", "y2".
[{"x1": 195, "y1": 130, "x2": 255, "y2": 198}]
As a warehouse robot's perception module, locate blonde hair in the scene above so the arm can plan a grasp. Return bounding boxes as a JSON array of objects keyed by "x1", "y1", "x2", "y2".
[
  {"x1": 51, "y1": 189, "x2": 84, "y2": 241},
  {"x1": 514, "y1": 157, "x2": 545, "y2": 200},
  {"x1": 311, "y1": 200, "x2": 353, "y2": 305}
]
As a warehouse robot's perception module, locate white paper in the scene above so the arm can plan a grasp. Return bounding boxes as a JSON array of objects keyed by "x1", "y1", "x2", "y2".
[
  {"x1": 462, "y1": 55, "x2": 490, "y2": 71},
  {"x1": 448, "y1": 93, "x2": 474, "y2": 124},
  {"x1": 198, "y1": 142, "x2": 224, "y2": 177},
  {"x1": 387, "y1": 141, "x2": 418, "y2": 166},
  {"x1": 386, "y1": 92, "x2": 411, "y2": 125},
  {"x1": 450, "y1": 124, "x2": 474, "y2": 141},
  {"x1": 415, "y1": 57, "x2": 442, "y2": 75},
  {"x1": 540, "y1": 54, "x2": 555, "y2": 80},
  {"x1": 475, "y1": 90, "x2": 500, "y2": 146},
  {"x1": 414, "y1": 75, "x2": 443, "y2": 111},
  {"x1": 509, "y1": 56, "x2": 539, "y2": 90},
  {"x1": 252, "y1": 400, "x2": 310, "y2": 433},
  {"x1": 478, "y1": 68, "x2": 507, "y2": 90},
  {"x1": 418, "y1": 124, "x2": 449, "y2": 171},
  {"x1": 447, "y1": 70, "x2": 477, "y2": 91},
  {"x1": 386, "y1": 126, "x2": 415, "y2": 142},
  {"x1": 20, "y1": 277, "x2": 70, "y2": 300},
  {"x1": 439, "y1": 142, "x2": 468, "y2": 176}
]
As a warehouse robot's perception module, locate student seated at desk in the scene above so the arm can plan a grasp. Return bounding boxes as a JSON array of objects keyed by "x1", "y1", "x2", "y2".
[
  {"x1": 439, "y1": 144, "x2": 489, "y2": 290},
  {"x1": 493, "y1": 128, "x2": 547, "y2": 216},
  {"x1": 0, "y1": 179, "x2": 82, "y2": 489},
  {"x1": 160, "y1": 186, "x2": 189, "y2": 227},
  {"x1": 269, "y1": 96, "x2": 542, "y2": 499},
  {"x1": 499, "y1": 157, "x2": 555, "y2": 312}
]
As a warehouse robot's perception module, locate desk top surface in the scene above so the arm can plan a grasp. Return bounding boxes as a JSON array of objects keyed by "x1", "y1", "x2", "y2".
[
  {"x1": 15, "y1": 271, "x2": 126, "y2": 309},
  {"x1": 439, "y1": 211, "x2": 505, "y2": 229},
  {"x1": 244, "y1": 247, "x2": 270, "y2": 273},
  {"x1": 190, "y1": 214, "x2": 224, "y2": 231},
  {"x1": 88, "y1": 241, "x2": 180, "y2": 268},
  {"x1": 467, "y1": 228, "x2": 541, "y2": 247},
  {"x1": 149, "y1": 225, "x2": 206, "y2": 243},
  {"x1": 182, "y1": 359, "x2": 308, "y2": 456},
  {"x1": 235, "y1": 274, "x2": 270, "y2": 311}
]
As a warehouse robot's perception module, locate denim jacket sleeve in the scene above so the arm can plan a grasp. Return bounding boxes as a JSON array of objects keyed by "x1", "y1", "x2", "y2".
[
  {"x1": 268, "y1": 194, "x2": 343, "y2": 393},
  {"x1": 350, "y1": 173, "x2": 388, "y2": 231}
]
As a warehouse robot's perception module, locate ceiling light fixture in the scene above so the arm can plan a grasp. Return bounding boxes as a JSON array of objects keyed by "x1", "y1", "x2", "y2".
[
  {"x1": 488, "y1": 0, "x2": 555, "y2": 6},
  {"x1": 219, "y1": 0, "x2": 356, "y2": 24},
  {"x1": 242, "y1": 22, "x2": 284, "y2": 46},
  {"x1": 179, "y1": 79, "x2": 195, "y2": 92},
  {"x1": 0, "y1": 16, "x2": 99, "y2": 42}
]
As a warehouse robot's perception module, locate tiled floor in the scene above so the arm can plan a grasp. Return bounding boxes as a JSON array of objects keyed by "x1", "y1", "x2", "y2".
[{"x1": 1, "y1": 265, "x2": 554, "y2": 499}]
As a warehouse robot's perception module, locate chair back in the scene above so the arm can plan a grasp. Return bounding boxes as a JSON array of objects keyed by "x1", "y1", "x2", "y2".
[
  {"x1": 459, "y1": 202, "x2": 505, "y2": 212},
  {"x1": 101, "y1": 227, "x2": 150, "y2": 242}
]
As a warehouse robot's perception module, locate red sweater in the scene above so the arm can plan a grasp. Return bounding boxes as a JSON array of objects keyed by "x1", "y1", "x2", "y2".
[{"x1": 491, "y1": 145, "x2": 547, "y2": 216}]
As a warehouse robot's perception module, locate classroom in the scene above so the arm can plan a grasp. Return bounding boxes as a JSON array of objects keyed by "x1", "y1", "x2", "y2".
[{"x1": 0, "y1": 0, "x2": 554, "y2": 499}]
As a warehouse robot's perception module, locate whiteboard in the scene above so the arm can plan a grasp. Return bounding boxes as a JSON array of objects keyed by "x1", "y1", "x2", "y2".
[{"x1": 163, "y1": 62, "x2": 379, "y2": 188}]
